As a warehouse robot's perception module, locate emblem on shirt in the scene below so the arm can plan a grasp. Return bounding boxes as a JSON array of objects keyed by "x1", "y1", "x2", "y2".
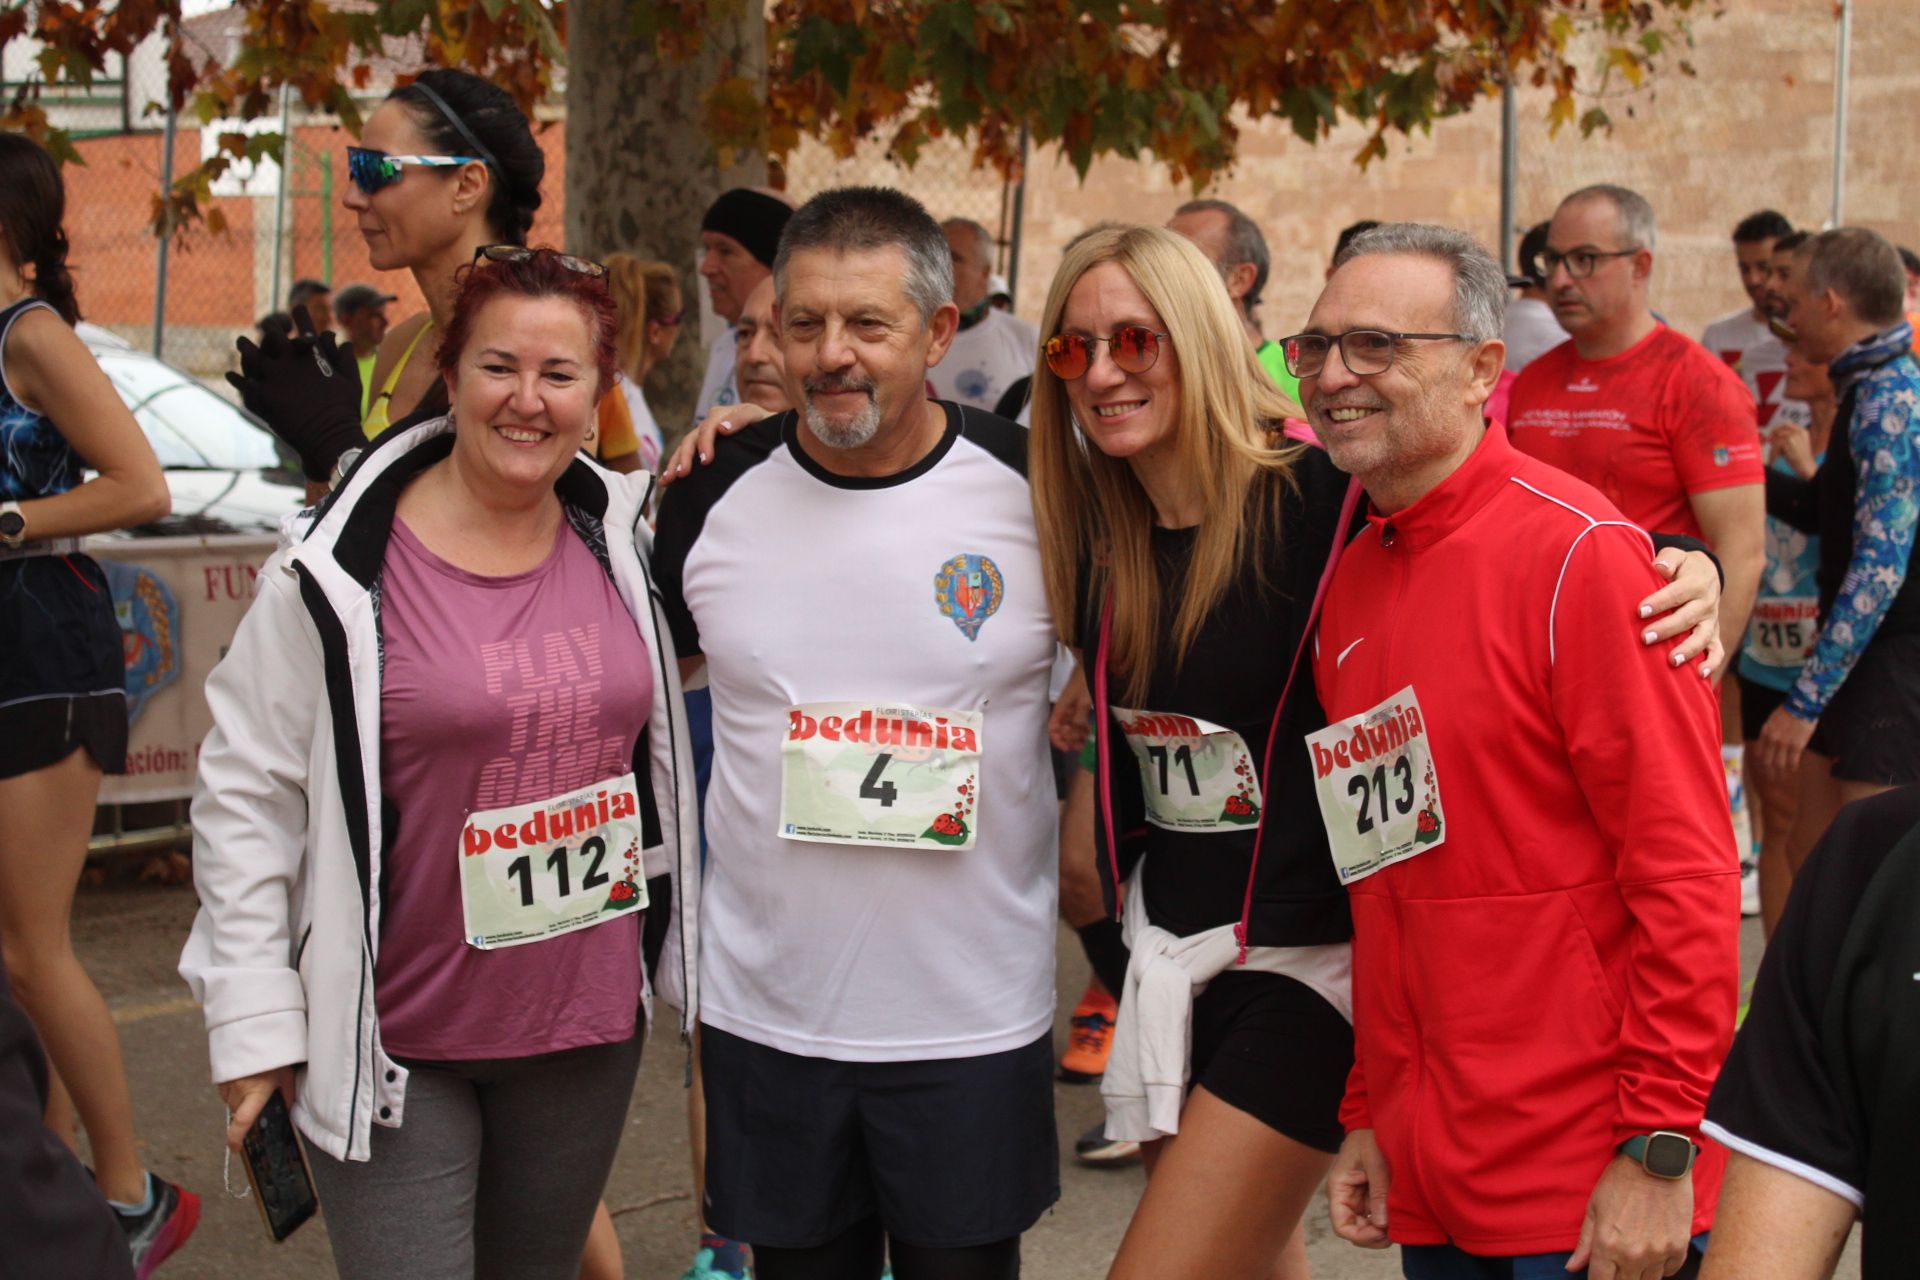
[
  {"x1": 934, "y1": 553, "x2": 1004, "y2": 642},
  {"x1": 101, "y1": 558, "x2": 181, "y2": 725},
  {"x1": 1567, "y1": 376, "x2": 1600, "y2": 393}
]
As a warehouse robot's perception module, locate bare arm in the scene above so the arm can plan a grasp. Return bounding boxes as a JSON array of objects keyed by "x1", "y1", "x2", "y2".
[
  {"x1": 677, "y1": 656, "x2": 705, "y2": 686},
  {"x1": 1698, "y1": 1152, "x2": 1853, "y2": 1280},
  {"x1": 5, "y1": 307, "x2": 169, "y2": 537},
  {"x1": 1687, "y1": 483, "x2": 1765, "y2": 675}
]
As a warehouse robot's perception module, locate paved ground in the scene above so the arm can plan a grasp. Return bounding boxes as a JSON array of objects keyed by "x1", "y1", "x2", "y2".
[{"x1": 72, "y1": 878, "x2": 1859, "y2": 1279}]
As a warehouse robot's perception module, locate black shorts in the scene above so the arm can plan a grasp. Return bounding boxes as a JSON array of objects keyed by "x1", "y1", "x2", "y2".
[
  {"x1": 1188, "y1": 969, "x2": 1353, "y2": 1154},
  {"x1": 699, "y1": 1024, "x2": 1059, "y2": 1249},
  {"x1": 1738, "y1": 675, "x2": 1791, "y2": 742},
  {"x1": 0, "y1": 554, "x2": 127, "y2": 779},
  {"x1": 1810, "y1": 631, "x2": 1920, "y2": 786}
]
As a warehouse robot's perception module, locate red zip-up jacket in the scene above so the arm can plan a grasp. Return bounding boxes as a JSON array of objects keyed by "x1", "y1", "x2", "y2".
[{"x1": 1311, "y1": 423, "x2": 1739, "y2": 1255}]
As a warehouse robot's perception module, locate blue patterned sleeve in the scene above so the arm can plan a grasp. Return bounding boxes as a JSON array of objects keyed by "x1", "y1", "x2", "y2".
[{"x1": 1787, "y1": 374, "x2": 1920, "y2": 720}]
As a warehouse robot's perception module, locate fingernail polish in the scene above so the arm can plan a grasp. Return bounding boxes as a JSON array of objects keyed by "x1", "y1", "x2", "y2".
[
  {"x1": 1637, "y1": 604, "x2": 1652, "y2": 619},
  {"x1": 1672, "y1": 652, "x2": 1686, "y2": 666},
  {"x1": 1643, "y1": 630, "x2": 1658, "y2": 644}
]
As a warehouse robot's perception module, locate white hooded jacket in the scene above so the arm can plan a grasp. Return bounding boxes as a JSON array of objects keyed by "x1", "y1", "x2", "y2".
[{"x1": 179, "y1": 418, "x2": 701, "y2": 1162}]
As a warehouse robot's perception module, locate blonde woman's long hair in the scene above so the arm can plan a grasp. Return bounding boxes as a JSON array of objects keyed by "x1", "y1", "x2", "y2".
[
  {"x1": 604, "y1": 252, "x2": 680, "y2": 382},
  {"x1": 1030, "y1": 224, "x2": 1305, "y2": 705}
]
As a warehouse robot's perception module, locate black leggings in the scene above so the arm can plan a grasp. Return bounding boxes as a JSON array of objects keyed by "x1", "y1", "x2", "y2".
[{"x1": 752, "y1": 1217, "x2": 1021, "y2": 1280}]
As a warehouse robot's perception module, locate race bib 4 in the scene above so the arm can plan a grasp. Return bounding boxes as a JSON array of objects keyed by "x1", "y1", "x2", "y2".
[
  {"x1": 1305, "y1": 687, "x2": 1446, "y2": 884},
  {"x1": 779, "y1": 701, "x2": 983, "y2": 850},
  {"x1": 1111, "y1": 706, "x2": 1263, "y2": 833},
  {"x1": 458, "y1": 773, "x2": 649, "y2": 950}
]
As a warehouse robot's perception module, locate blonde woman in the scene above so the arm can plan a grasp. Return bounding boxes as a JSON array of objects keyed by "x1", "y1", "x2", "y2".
[
  {"x1": 595, "y1": 254, "x2": 681, "y2": 475},
  {"x1": 1026, "y1": 224, "x2": 1725, "y2": 1280}
]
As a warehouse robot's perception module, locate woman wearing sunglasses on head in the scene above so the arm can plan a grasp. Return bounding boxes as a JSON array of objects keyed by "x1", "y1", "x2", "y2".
[
  {"x1": 228, "y1": 69, "x2": 546, "y2": 498},
  {"x1": 183, "y1": 248, "x2": 699, "y2": 1280},
  {"x1": 1025, "y1": 225, "x2": 1727, "y2": 1280}
]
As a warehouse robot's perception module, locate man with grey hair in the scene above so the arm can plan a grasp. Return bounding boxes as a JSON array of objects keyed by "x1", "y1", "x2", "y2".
[
  {"x1": 930, "y1": 215, "x2": 1039, "y2": 411},
  {"x1": 1294, "y1": 222, "x2": 1739, "y2": 1280},
  {"x1": 1167, "y1": 197, "x2": 1304, "y2": 403},
  {"x1": 652, "y1": 186, "x2": 1062, "y2": 1280},
  {"x1": 1753, "y1": 228, "x2": 1920, "y2": 861},
  {"x1": 1508, "y1": 184, "x2": 1766, "y2": 674}
]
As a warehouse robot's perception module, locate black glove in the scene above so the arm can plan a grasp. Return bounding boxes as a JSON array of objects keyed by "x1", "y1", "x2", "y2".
[{"x1": 227, "y1": 308, "x2": 365, "y2": 482}]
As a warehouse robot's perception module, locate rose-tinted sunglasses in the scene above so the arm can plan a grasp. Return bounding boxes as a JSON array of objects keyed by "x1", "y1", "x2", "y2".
[{"x1": 1043, "y1": 325, "x2": 1168, "y2": 380}]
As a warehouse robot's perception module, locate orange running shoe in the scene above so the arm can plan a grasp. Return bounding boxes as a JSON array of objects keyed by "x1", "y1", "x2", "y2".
[{"x1": 1058, "y1": 983, "x2": 1118, "y2": 1082}]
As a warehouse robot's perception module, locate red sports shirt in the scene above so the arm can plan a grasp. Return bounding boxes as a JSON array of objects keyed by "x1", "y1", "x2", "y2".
[{"x1": 1506, "y1": 325, "x2": 1762, "y2": 539}]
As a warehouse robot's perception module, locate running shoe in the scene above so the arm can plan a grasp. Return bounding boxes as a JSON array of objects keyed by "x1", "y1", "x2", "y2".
[
  {"x1": 1074, "y1": 1118, "x2": 1141, "y2": 1167},
  {"x1": 1739, "y1": 858, "x2": 1761, "y2": 917},
  {"x1": 679, "y1": 1234, "x2": 752, "y2": 1280},
  {"x1": 1058, "y1": 983, "x2": 1118, "y2": 1082},
  {"x1": 118, "y1": 1174, "x2": 199, "y2": 1279}
]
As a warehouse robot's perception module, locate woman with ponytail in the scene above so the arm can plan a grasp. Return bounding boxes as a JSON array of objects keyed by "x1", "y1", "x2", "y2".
[
  {"x1": 593, "y1": 253, "x2": 681, "y2": 475},
  {"x1": 228, "y1": 68, "x2": 549, "y2": 498},
  {"x1": 0, "y1": 132, "x2": 194, "y2": 1275}
]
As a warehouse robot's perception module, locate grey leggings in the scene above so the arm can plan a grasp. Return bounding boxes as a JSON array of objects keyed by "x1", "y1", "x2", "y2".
[{"x1": 306, "y1": 1035, "x2": 643, "y2": 1280}]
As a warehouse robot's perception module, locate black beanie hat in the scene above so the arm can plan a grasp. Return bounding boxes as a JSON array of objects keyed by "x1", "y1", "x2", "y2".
[{"x1": 701, "y1": 189, "x2": 793, "y2": 268}]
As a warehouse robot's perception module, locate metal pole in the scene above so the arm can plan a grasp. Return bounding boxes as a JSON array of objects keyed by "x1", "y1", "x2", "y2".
[
  {"x1": 1006, "y1": 126, "x2": 1029, "y2": 304},
  {"x1": 150, "y1": 36, "x2": 178, "y2": 359},
  {"x1": 269, "y1": 83, "x2": 293, "y2": 309},
  {"x1": 320, "y1": 155, "x2": 334, "y2": 283},
  {"x1": 1499, "y1": 76, "x2": 1518, "y2": 276},
  {"x1": 1829, "y1": 0, "x2": 1850, "y2": 228}
]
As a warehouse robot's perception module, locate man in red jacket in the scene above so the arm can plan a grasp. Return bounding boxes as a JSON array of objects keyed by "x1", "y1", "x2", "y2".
[{"x1": 1291, "y1": 222, "x2": 1741, "y2": 1280}]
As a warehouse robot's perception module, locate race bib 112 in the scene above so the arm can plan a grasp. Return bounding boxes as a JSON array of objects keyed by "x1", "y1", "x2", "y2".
[
  {"x1": 779, "y1": 701, "x2": 983, "y2": 850},
  {"x1": 458, "y1": 773, "x2": 649, "y2": 950},
  {"x1": 1304, "y1": 687, "x2": 1446, "y2": 884}
]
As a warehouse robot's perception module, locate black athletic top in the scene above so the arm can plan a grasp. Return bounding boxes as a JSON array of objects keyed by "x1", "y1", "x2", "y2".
[
  {"x1": 1704, "y1": 784, "x2": 1920, "y2": 1280},
  {"x1": 1078, "y1": 445, "x2": 1360, "y2": 947}
]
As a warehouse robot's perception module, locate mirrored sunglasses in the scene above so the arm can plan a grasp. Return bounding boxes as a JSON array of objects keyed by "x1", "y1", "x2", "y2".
[
  {"x1": 1043, "y1": 325, "x2": 1167, "y2": 380},
  {"x1": 346, "y1": 146, "x2": 484, "y2": 195}
]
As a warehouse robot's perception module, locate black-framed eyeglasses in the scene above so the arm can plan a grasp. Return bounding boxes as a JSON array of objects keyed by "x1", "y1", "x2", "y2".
[
  {"x1": 470, "y1": 244, "x2": 608, "y2": 278},
  {"x1": 345, "y1": 146, "x2": 482, "y2": 195},
  {"x1": 1538, "y1": 247, "x2": 1639, "y2": 279},
  {"x1": 1280, "y1": 330, "x2": 1477, "y2": 379},
  {"x1": 1043, "y1": 326, "x2": 1169, "y2": 380}
]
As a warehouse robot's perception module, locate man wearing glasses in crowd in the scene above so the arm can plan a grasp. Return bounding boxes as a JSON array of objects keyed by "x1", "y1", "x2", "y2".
[
  {"x1": 1291, "y1": 222, "x2": 1739, "y2": 1280},
  {"x1": 1506, "y1": 185, "x2": 1766, "y2": 676}
]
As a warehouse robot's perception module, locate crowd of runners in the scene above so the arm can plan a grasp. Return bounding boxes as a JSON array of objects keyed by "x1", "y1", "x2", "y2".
[{"x1": 2, "y1": 63, "x2": 1917, "y2": 1280}]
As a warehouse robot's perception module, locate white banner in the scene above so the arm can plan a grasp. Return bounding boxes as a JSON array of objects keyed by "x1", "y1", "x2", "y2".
[{"x1": 86, "y1": 535, "x2": 278, "y2": 804}]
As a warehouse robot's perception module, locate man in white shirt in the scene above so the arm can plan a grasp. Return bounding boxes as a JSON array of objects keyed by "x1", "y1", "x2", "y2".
[
  {"x1": 929, "y1": 216, "x2": 1039, "y2": 412},
  {"x1": 654, "y1": 187, "x2": 1060, "y2": 1280},
  {"x1": 1702, "y1": 209, "x2": 1808, "y2": 435},
  {"x1": 694, "y1": 188, "x2": 795, "y2": 424}
]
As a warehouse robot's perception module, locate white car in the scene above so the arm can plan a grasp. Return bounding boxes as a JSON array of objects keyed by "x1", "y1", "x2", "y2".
[{"x1": 79, "y1": 322, "x2": 307, "y2": 537}]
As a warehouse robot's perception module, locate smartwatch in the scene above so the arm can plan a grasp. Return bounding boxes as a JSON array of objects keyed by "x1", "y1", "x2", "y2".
[
  {"x1": 1619, "y1": 1131, "x2": 1698, "y2": 1179},
  {"x1": 0, "y1": 501, "x2": 25, "y2": 546}
]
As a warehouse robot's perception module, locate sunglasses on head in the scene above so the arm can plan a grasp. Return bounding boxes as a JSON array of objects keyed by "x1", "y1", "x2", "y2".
[
  {"x1": 345, "y1": 146, "x2": 485, "y2": 195},
  {"x1": 1043, "y1": 325, "x2": 1168, "y2": 380},
  {"x1": 470, "y1": 244, "x2": 608, "y2": 278}
]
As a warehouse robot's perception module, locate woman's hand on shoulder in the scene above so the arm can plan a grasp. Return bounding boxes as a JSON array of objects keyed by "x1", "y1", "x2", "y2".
[
  {"x1": 659, "y1": 402, "x2": 772, "y2": 486},
  {"x1": 218, "y1": 1066, "x2": 298, "y2": 1154},
  {"x1": 1638, "y1": 548, "x2": 1723, "y2": 678}
]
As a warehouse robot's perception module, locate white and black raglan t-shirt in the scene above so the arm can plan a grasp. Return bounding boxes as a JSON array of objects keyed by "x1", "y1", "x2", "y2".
[
  {"x1": 653, "y1": 401, "x2": 1060, "y2": 1061},
  {"x1": 1703, "y1": 784, "x2": 1920, "y2": 1280}
]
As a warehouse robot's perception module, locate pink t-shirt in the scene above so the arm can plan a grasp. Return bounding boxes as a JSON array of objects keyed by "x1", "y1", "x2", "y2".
[{"x1": 374, "y1": 518, "x2": 654, "y2": 1060}]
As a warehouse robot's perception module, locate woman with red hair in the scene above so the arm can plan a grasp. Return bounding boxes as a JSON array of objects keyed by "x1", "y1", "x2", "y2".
[{"x1": 183, "y1": 247, "x2": 699, "y2": 1279}]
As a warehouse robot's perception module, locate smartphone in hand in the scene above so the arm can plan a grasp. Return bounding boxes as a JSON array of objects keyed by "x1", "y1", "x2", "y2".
[{"x1": 241, "y1": 1090, "x2": 318, "y2": 1241}]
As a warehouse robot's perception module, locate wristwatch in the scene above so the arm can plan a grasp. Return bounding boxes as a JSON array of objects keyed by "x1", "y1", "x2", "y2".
[
  {"x1": 1619, "y1": 1131, "x2": 1698, "y2": 1179},
  {"x1": 0, "y1": 501, "x2": 25, "y2": 546},
  {"x1": 329, "y1": 447, "x2": 364, "y2": 493}
]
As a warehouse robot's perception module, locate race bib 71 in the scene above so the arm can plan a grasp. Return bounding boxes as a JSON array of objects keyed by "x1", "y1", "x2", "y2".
[{"x1": 1111, "y1": 706, "x2": 1262, "y2": 832}]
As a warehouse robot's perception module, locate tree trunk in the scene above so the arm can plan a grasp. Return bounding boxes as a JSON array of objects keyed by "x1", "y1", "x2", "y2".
[{"x1": 566, "y1": 1, "x2": 766, "y2": 439}]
